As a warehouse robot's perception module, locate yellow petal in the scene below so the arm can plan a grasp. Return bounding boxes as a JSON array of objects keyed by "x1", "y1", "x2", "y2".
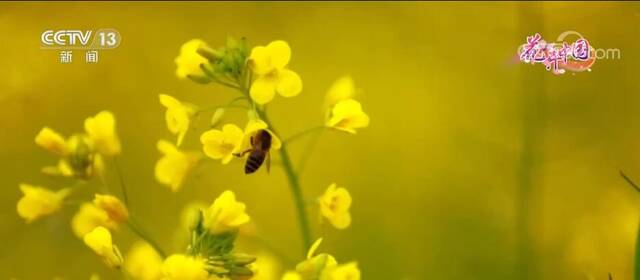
[
  {"x1": 159, "y1": 94, "x2": 192, "y2": 146},
  {"x1": 319, "y1": 183, "x2": 353, "y2": 230},
  {"x1": 83, "y1": 226, "x2": 123, "y2": 269},
  {"x1": 325, "y1": 262, "x2": 361, "y2": 280},
  {"x1": 84, "y1": 111, "x2": 121, "y2": 156},
  {"x1": 155, "y1": 140, "x2": 200, "y2": 192},
  {"x1": 200, "y1": 124, "x2": 244, "y2": 164},
  {"x1": 159, "y1": 94, "x2": 182, "y2": 109},
  {"x1": 281, "y1": 271, "x2": 302, "y2": 280},
  {"x1": 267, "y1": 40, "x2": 291, "y2": 70},
  {"x1": 125, "y1": 241, "x2": 163, "y2": 280},
  {"x1": 162, "y1": 254, "x2": 209, "y2": 280},
  {"x1": 157, "y1": 139, "x2": 178, "y2": 155},
  {"x1": 175, "y1": 39, "x2": 209, "y2": 79},
  {"x1": 276, "y1": 69, "x2": 303, "y2": 98},
  {"x1": 329, "y1": 213, "x2": 352, "y2": 230},
  {"x1": 203, "y1": 190, "x2": 250, "y2": 234},
  {"x1": 71, "y1": 203, "x2": 117, "y2": 238},
  {"x1": 16, "y1": 184, "x2": 70, "y2": 223},
  {"x1": 326, "y1": 99, "x2": 370, "y2": 134},
  {"x1": 94, "y1": 194, "x2": 129, "y2": 224},
  {"x1": 84, "y1": 226, "x2": 113, "y2": 255},
  {"x1": 325, "y1": 76, "x2": 355, "y2": 107},
  {"x1": 35, "y1": 127, "x2": 68, "y2": 156},
  {"x1": 249, "y1": 46, "x2": 272, "y2": 75},
  {"x1": 250, "y1": 76, "x2": 278, "y2": 105}
]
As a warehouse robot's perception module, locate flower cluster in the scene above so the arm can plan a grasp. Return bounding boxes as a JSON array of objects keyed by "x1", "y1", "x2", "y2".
[
  {"x1": 283, "y1": 238, "x2": 361, "y2": 280},
  {"x1": 18, "y1": 36, "x2": 367, "y2": 280},
  {"x1": 34, "y1": 111, "x2": 120, "y2": 179},
  {"x1": 17, "y1": 111, "x2": 133, "y2": 269},
  {"x1": 18, "y1": 111, "x2": 122, "y2": 225}
]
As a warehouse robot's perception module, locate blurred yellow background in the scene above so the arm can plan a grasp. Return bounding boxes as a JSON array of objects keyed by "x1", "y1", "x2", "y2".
[{"x1": 1, "y1": 1, "x2": 639, "y2": 279}]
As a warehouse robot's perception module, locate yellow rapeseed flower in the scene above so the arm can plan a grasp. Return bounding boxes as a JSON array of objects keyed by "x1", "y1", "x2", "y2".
[
  {"x1": 251, "y1": 251, "x2": 281, "y2": 280},
  {"x1": 324, "y1": 76, "x2": 356, "y2": 109},
  {"x1": 248, "y1": 40, "x2": 302, "y2": 104},
  {"x1": 16, "y1": 184, "x2": 70, "y2": 223},
  {"x1": 200, "y1": 124, "x2": 244, "y2": 164},
  {"x1": 281, "y1": 271, "x2": 302, "y2": 280},
  {"x1": 325, "y1": 99, "x2": 370, "y2": 134},
  {"x1": 292, "y1": 238, "x2": 360, "y2": 280},
  {"x1": 160, "y1": 94, "x2": 197, "y2": 146},
  {"x1": 319, "y1": 183, "x2": 352, "y2": 229},
  {"x1": 35, "y1": 127, "x2": 69, "y2": 156},
  {"x1": 83, "y1": 226, "x2": 123, "y2": 269},
  {"x1": 40, "y1": 135, "x2": 105, "y2": 179},
  {"x1": 175, "y1": 39, "x2": 210, "y2": 80},
  {"x1": 321, "y1": 262, "x2": 361, "y2": 280},
  {"x1": 295, "y1": 238, "x2": 337, "y2": 280},
  {"x1": 84, "y1": 111, "x2": 121, "y2": 156},
  {"x1": 162, "y1": 254, "x2": 209, "y2": 280},
  {"x1": 155, "y1": 140, "x2": 201, "y2": 192},
  {"x1": 203, "y1": 190, "x2": 250, "y2": 234},
  {"x1": 71, "y1": 202, "x2": 118, "y2": 238},
  {"x1": 179, "y1": 202, "x2": 207, "y2": 232},
  {"x1": 241, "y1": 119, "x2": 282, "y2": 152},
  {"x1": 93, "y1": 194, "x2": 129, "y2": 224},
  {"x1": 125, "y1": 241, "x2": 163, "y2": 280}
]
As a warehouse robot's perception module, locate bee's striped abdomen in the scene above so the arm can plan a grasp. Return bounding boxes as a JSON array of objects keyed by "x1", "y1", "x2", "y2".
[{"x1": 245, "y1": 151, "x2": 265, "y2": 174}]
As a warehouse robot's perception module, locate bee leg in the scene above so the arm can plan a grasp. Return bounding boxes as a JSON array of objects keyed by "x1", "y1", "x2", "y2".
[
  {"x1": 265, "y1": 152, "x2": 271, "y2": 174},
  {"x1": 233, "y1": 149, "x2": 253, "y2": 157}
]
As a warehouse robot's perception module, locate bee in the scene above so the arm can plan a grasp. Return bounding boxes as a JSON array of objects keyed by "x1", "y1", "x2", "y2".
[{"x1": 234, "y1": 129, "x2": 272, "y2": 174}]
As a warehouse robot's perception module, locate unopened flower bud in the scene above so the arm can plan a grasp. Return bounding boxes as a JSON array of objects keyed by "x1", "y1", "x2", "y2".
[
  {"x1": 197, "y1": 45, "x2": 224, "y2": 61},
  {"x1": 210, "y1": 108, "x2": 225, "y2": 128},
  {"x1": 93, "y1": 194, "x2": 129, "y2": 224}
]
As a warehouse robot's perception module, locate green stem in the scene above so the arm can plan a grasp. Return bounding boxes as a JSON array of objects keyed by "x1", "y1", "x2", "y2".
[
  {"x1": 126, "y1": 220, "x2": 167, "y2": 258},
  {"x1": 232, "y1": 68, "x2": 313, "y2": 255},
  {"x1": 621, "y1": 170, "x2": 640, "y2": 193},
  {"x1": 113, "y1": 157, "x2": 129, "y2": 207},
  {"x1": 257, "y1": 108, "x2": 313, "y2": 255}
]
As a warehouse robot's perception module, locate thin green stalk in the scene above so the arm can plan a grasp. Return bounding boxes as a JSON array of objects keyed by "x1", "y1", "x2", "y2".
[
  {"x1": 113, "y1": 157, "x2": 129, "y2": 207},
  {"x1": 234, "y1": 67, "x2": 312, "y2": 255},
  {"x1": 621, "y1": 170, "x2": 640, "y2": 193},
  {"x1": 126, "y1": 220, "x2": 167, "y2": 258},
  {"x1": 257, "y1": 108, "x2": 313, "y2": 255}
]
